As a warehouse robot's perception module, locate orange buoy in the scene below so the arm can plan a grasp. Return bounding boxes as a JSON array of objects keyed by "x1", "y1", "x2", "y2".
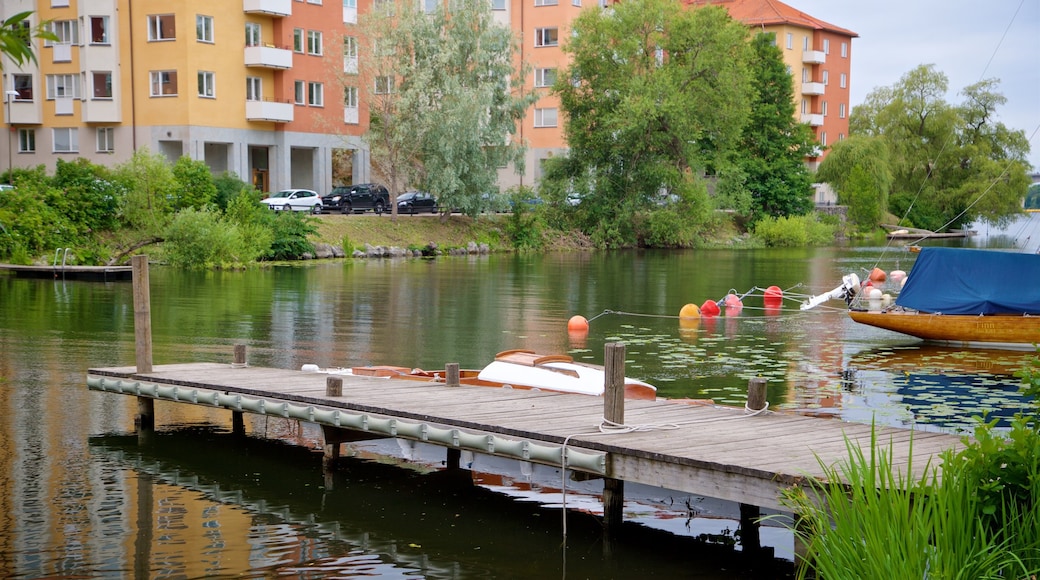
[
  {"x1": 763, "y1": 285, "x2": 783, "y2": 308},
  {"x1": 869, "y1": 267, "x2": 887, "y2": 283},
  {"x1": 567, "y1": 315, "x2": 589, "y2": 332},
  {"x1": 700, "y1": 299, "x2": 721, "y2": 317},
  {"x1": 679, "y1": 303, "x2": 700, "y2": 319}
]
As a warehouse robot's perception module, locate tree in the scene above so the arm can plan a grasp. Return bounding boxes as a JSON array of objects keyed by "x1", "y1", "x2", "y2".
[
  {"x1": 730, "y1": 32, "x2": 817, "y2": 220},
  {"x1": 0, "y1": 11, "x2": 55, "y2": 70},
  {"x1": 815, "y1": 134, "x2": 893, "y2": 223},
  {"x1": 171, "y1": 156, "x2": 218, "y2": 211},
  {"x1": 357, "y1": 0, "x2": 534, "y2": 219},
  {"x1": 849, "y1": 65, "x2": 1030, "y2": 231},
  {"x1": 546, "y1": 0, "x2": 753, "y2": 247}
]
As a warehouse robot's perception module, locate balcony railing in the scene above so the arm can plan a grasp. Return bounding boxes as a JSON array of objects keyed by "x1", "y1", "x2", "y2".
[
  {"x1": 801, "y1": 113, "x2": 824, "y2": 127},
  {"x1": 802, "y1": 50, "x2": 825, "y2": 65},
  {"x1": 54, "y1": 97, "x2": 75, "y2": 116},
  {"x1": 801, "y1": 82, "x2": 824, "y2": 96},
  {"x1": 82, "y1": 99, "x2": 120, "y2": 123},
  {"x1": 344, "y1": 106, "x2": 359, "y2": 125},
  {"x1": 246, "y1": 99, "x2": 293, "y2": 123},
  {"x1": 343, "y1": 6, "x2": 358, "y2": 24},
  {"x1": 243, "y1": 0, "x2": 292, "y2": 17},
  {"x1": 244, "y1": 45, "x2": 293, "y2": 69}
]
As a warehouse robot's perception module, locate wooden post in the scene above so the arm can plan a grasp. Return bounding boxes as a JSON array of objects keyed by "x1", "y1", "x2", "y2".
[
  {"x1": 602, "y1": 342, "x2": 626, "y2": 534},
  {"x1": 326, "y1": 376, "x2": 343, "y2": 397},
  {"x1": 446, "y1": 447, "x2": 461, "y2": 470},
  {"x1": 233, "y1": 344, "x2": 247, "y2": 367},
  {"x1": 232, "y1": 412, "x2": 244, "y2": 436},
  {"x1": 131, "y1": 255, "x2": 154, "y2": 429},
  {"x1": 747, "y1": 377, "x2": 768, "y2": 412},
  {"x1": 445, "y1": 363, "x2": 460, "y2": 387}
]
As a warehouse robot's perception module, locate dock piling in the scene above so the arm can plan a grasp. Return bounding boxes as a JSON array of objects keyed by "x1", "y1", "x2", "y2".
[
  {"x1": 740, "y1": 377, "x2": 769, "y2": 555},
  {"x1": 602, "y1": 343, "x2": 626, "y2": 534},
  {"x1": 445, "y1": 363, "x2": 460, "y2": 387},
  {"x1": 326, "y1": 376, "x2": 343, "y2": 397},
  {"x1": 747, "y1": 377, "x2": 768, "y2": 412},
  {"x1": 233, "y1": 344, "x2": 247, "y2": 368},
  {"x1": 131, "y1": 255, "x2": 154, "y2": 429}
]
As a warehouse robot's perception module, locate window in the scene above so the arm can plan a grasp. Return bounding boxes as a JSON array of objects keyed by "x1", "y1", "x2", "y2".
[
  {"x1": 820, "y1": 132, "x2": 827, "y2": 147},
  {"x1": 534, "y1": 107, "x2": 557, "y2": 127},
  {"x1": 839, "y1": 133, "x2": 845, "y2": 141},
  {"x1": 48, "y1": 20, "x2": 79, "y2": 45},
  {"x1": 491, "y1": 0, "x2": 507, "y2": 8},
  {"x1": 801, "y1": 98, "x2": 807, "y2": 114},
  {"x1": 785, "y1": 33, "x2": 792, "y2": 50},
  {"x1": 148, "y1": 14, "x2": 176, "y2": 41},
  {"x1": 534, "y1": 28, "x2": 558, "y2": 47},
  {"x1": 293, "y1": 28, "x2": 304, "y2": 52},
  {"x1": 535, "y1": 0, "x2": 558, "y2": 5},
  {"x1": 802, "y1": 36, "x2": 809, "y2": 51},
  {"x1": 149, "y1": 71, "x2": 178, "y2": 96},
  {"x1": 198, "y1": 71, "x2": 215, "y2": 98},
  {"x1": 307, "y1": 30, "x2": 323, "y2": 55},
  {"x1": 343, "y1": 36, "x2": 358, "y2": 72},
  {"x1": 52, "y1": 128, "x2": 79, "y2": 153},
  {"x1": 343, "y1": 0, "x2": 357, "y2": 6},
  {"x1": 246, "y1": 77, "x2": 261, "y2": 101},
  {"x1": 822, "y1": 101, "x2": 828, "y2": 116},
  {"x1": 573, "y1": 0, "x2": 581, "y2": 6},
  {"x1": 196, "y1": 15, "x2": 214, "y2": 43},
  {"x1": 307, "y1": 81, "x2": 323, "y2": 106},
  {"x1": 822, "y1": 70, "x2": 829, "y2": 86},
  {"x1": 801, "y1": 67, "x2": 809, "y2": 83},
  {"x1": 18, "y1": 129, "x2": 35, "y2": 153},
  {"x1": 344, "y1": 86, "x2": 358, "y2": 108},
  {"x1": 308, "y1": 0, "x2": 322, "y2": 4},
  {"x1": 92, "y1": 71, "x2": 112, "y2": 98},
  {"x1": 96, "y1": 127, "x2": 114, "y2": 153},
  {"x1": 534, "y1": 68, "x2": 556, "y2": 88},
  {"x1": 841, "y1": 42, "x2": 848, "y2": 58},
  {"x1": 89, "y1": 16, "x2": 110, "y2": 44},
  {"x1": 839, "y1": 103, "x2": 846, "y2": 119},
  {"x1": 375, "y1": 76, "x2": 393, "y2": 94},
  {"x1": 423, "y1": 0, "x2": 438, "y2": 12},
  {"x1": 294, "y1": 80, "x2": 305, "y2": 104},
  {"x1": 46, "y1": 74, "x2": 80, "y2": 99},
  {"x1": 245, "y1": 22, "x2": 261, "y2": 47},
  {"x1": 13, "y1": 75, "x2": 33, "y2": 100},
  {"x1": 840, "y1": 73, "x2": 847, "y2": 89},
  {"x1": 823, "y1": 39, "x2": 830, "y2": 55}
]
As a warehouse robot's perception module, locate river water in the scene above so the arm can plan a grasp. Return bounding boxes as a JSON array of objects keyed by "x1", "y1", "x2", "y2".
[{"x1": 1, "y1": 219, "x2": 1036, "y2": 578}]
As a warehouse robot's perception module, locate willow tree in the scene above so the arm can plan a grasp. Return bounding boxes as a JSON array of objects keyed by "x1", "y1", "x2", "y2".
[
  {"x1": 849, "y1": 65, "x2": 1030, "y2": 231},
  {"x1": 357, "y1": 0, "x2": 534, "y2": 219},
  {"x1": 545, "y1": 0, "x2": 753, "y2": 246}
]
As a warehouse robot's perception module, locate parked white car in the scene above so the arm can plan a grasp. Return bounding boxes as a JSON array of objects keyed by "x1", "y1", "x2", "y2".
[{"x1": 260, "y1": 189, "x2": 323, "y2": 213}]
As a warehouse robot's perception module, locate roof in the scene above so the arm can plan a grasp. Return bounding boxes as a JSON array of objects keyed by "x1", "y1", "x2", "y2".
[
  {"x1": 896, "y1": 247, "x2": 1040, "y2": 315},
  {"x1": 690, "y1": 0, "x2": 858, "y2": 38}
]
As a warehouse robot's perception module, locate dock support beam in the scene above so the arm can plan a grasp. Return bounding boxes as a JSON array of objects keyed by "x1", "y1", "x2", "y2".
[
  {"x1": 602, "y1": 343, "x2": 626, "y2": 535},
  {"x1": 739, "y1": 377, "x2": 769, "y2": 555},
  {"x1": 131, "y1": 255, "x2": 154, "y2": 430}
]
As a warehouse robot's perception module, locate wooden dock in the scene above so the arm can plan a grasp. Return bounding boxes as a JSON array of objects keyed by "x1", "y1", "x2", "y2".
[
  {"x1": 87, "y1": 360, "x2": 965, "y2": 512},
  {"x1": 0, "y1": 263, "x2": 133, "y2": 281}
]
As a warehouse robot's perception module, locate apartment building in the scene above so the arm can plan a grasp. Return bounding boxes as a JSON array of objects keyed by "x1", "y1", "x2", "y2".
[
  {"x1": 691, "y1": 0, "x2": 856, "y2": 166},
  {"x1": 1, "y1": 0, "x2": 853, "y2": 193},
  {"x1": 1, "y1": 0, "x2": 370, "y2": 193}
]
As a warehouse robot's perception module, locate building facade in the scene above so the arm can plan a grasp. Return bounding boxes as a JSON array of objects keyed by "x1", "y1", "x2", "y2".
[{"x1": 1, "y1": 0, "x2": 853, "y2": 193}]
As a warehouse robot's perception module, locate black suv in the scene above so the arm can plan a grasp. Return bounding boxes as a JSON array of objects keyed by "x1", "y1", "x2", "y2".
[{"x1": 322, "y1": 183, "x2": 390, "y2": 214}]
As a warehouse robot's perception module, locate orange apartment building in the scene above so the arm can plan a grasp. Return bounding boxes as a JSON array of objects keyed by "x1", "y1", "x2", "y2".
[{"x1": 1, "y1": 0, "x2": 852, "y2": 193}]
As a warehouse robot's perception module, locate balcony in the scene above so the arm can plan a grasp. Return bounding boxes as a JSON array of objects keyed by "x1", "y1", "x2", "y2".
[
  {"x1": 801, "y1": 82, "x2": 824, "y2": 96},
  {"x1": 344, "y1": 106, "x2": 359, "y2": 125},
  {"x1": 343, "y1": 6, "x2": 358, "y2": 24},
  {"x1": 82, "y1": 99, "x2": 120, "y2": 123},
  {"x1": 802, "y1": 50, "x2": 825, "y2": 65},
  {"x1": 243, "y1": 0, "x2": 291, "y2": 17},
  {"x1": 801, "y1": 113, "x2": 824, "y2": 127},
  {"x1": 54, "y1": 97, "x2": 75, "y2": 116},
  {"x1": 7, "y1": 100, "x2": 42, "y2": 125},
  {"x1": 52, "y1": 43, "x2": 72, "y2": 63},
  {"x1": 244, "y1": 45, "x2": 293, "y2": 69},
  {"x1": 246, "y1": 99, "x2": 293, "y2": 123}
]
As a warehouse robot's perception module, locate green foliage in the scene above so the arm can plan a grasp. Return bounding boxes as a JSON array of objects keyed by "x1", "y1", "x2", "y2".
[
  {"x1": 545, "y1": 0, "x2": 752, "y2": 247},
  {"x1": 51, "y1": 158, "x2": 122, "y2": 234},
  {"x1": 734, "y1": 33, "x2": 816, "y2": 220},
  {"x1": 850, "y1": 65, "x2": 1030, "y2": 230},
  {"x1": 265, "y1": 212, "x2": 317, "y2": 261},
  {"x1": 163, "y1": 207, "x2": 247, "y2": 269},
  {"x1": 1026, "y1": 183, "x2": 1040, "y2": 210},
  {"x1": 213, "y1": 172, "x2": 253, "y2": 211},
  {"x1": 112, "y1": 149, "x2": 176, "y2": 234},
  {"x1": 844, "y1": 165, "x2": 883, "y2": 232},
  {"x1": 170, "y1": 156, "x2": 218, "y2": 211},
  {"x1": 0, "y1": 185, "x2": 74, "y2": 262},
  {"x1": 815, "y1": 135, "x2": 893, "y2": 226},
  {"x1": 0, "y1": 11, "x2": 56, "y2": 70},
  {"x1": 751, "y1": 213, "x2": 834, "y2": 247},
  {"x1": 503, "y1": 187, "x2": 543, "y2": 250},
  {"x1": 359, "y1": 0, "x2": 534, "y2": 218}
]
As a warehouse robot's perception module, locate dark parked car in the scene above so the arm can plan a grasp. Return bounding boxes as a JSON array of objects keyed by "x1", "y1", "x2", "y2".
[
  {"x1": 322, "y1": 183, "x2": 390, "y2": 214},
  {"x1": 397, "y1": 191, "x2": 437, "y2": 214}
]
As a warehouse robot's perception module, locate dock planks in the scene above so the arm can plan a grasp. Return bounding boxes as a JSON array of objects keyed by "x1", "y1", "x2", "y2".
[{"x1": 87, "y1": 362, "x2": 965, "y2": 511}]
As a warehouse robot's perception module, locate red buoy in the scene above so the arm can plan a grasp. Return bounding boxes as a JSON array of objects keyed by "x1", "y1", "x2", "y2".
[
  {"x1": 567, "y1": 315, "x2": 589, "y2": 332},
  {"x1": 700, "y1": 299, "x2": 721, "y2": 317},
  {"x1": 763, "y1": 285, "x2": 783, "y2": 308}
]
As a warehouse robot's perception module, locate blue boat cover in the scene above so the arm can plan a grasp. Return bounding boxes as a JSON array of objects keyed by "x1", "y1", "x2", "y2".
[{"x1": 895, "y1": 247, "x2": 1040, "y2": 315}]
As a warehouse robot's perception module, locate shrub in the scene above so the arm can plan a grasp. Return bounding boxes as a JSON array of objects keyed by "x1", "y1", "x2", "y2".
[
  {"x1": 265, "y1": 211, "x2": 317, "y2": 260},
  {"x1": 504, "y1": 186, "x2": 544, "y2": 251},
  {"x1": 752, "y1": 213, "x2": 835, "y2": 247}
]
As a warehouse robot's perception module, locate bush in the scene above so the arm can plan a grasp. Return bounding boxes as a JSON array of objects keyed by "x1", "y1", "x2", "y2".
[
  {"x1": 752, "y1": 213, "x2": 835, "y2": 247},
  {"x1": 504, "y1": 186, "x2": 544, "y2": 251},
  {"x1": 265, "y1": 211, "x2": 317, "y2": 260}
]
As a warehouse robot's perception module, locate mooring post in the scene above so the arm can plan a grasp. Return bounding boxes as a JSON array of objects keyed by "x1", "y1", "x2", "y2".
[
  {"x1": 233, "y1": 344, "x2": 247, "y2": 367},
  {"x1": 445, "y1": 363, "x2": 460, "y2": 387},
  {"x1": 740, "y1": 377, "x2": 769, "y2": 556},
  {"x1": 326, "y1": 375, "x2": 343, "y2": 397},
  {"x1": 602, "y1": 342, "x2": 626, "y2": 536},
  {"x1": 131, "y1": 255, "x2": 154, "y2": 430}
]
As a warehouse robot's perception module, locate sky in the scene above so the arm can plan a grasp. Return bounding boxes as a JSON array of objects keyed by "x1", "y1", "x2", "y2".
[{"x1": 787, "y1": 0, "x2": 1040, "y2": 171}]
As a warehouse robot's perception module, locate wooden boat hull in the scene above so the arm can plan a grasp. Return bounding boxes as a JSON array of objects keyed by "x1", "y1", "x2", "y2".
[{"x1": 849, "y1": 310, "x2": 1040, "y2": 350}]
